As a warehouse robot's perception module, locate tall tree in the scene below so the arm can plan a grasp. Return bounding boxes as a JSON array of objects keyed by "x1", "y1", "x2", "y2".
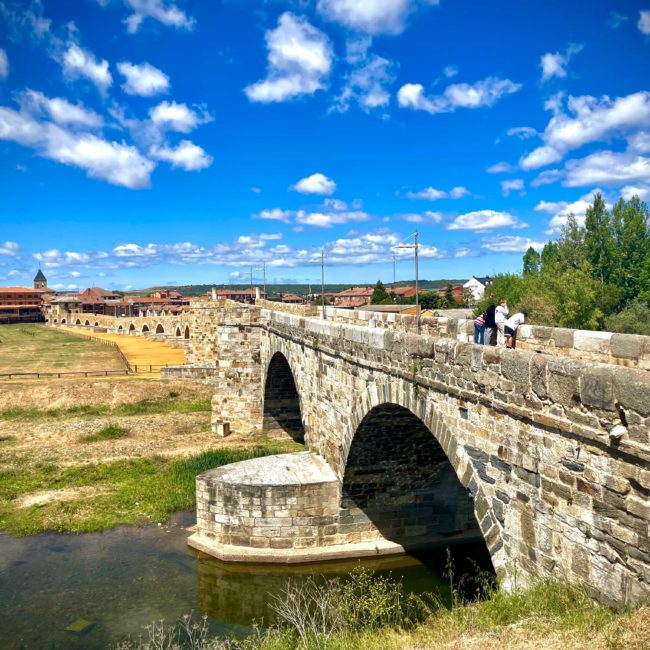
[
  {"x1": 584, "y1": 192, "x2": 615, "y2": 283},
  {"x1": 556, "y1": 214, "x2": 587, "y2": 271},
  {"x1": 523, "y1": 246, "x2": 541, "y2": 276},
  {"x1": 371, "y1": 280, "x2": 390, "y2": 304},
  {"x1": 611, "y1": 195, "x2": 650, "y2": 305},
  {"x1": 540, "y1": 241, "x2": 559, "y2": 273}
]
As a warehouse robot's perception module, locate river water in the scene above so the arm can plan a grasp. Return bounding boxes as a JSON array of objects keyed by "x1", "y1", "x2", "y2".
[{"x1": 0, "y1": 512, "x2": 492, "y2": 649}]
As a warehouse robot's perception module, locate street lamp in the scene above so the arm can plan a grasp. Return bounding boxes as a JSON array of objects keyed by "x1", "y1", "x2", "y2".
[{"x1": 393, "y1": 230, "x2": 420, "y2": 334}]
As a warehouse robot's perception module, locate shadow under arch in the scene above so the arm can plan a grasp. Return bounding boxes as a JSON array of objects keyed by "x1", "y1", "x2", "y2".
[
  {"x1": 129, "y1": 323, "x2": 136, "y2": 334},
  {"x1": 142, "y1": 324, "x2": 150, "y2": 333},
  {"x1": 155, "y1": 323, "x2": 165, "y2": 334},
  {"x1": 84, "y1": 320, "x2": 90, "y2": 326},
  {"x1": 184, "y1": 325, "x2": 190, "y2": 339},
  {"x1": 263, "y1": 351, "x2": 305, "y2": 443},
  {"x1": 338, "y1": 382, "x2": 503, "y2": 581},
  {"x1": 175, "y1": 325, "x2": 182, "y2": 337},
  {"x1": 75, "y1": 318, "x2": 81, "y2": 325}
]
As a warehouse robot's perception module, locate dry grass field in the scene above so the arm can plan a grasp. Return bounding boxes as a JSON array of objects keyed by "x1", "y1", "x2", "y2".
[{"x1": 0, "y1": 324, "x2": 125, "y2": 375}]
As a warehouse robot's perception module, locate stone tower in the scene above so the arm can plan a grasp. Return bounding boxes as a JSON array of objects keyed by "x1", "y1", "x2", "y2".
[{"x1": 34, "y1": 268, "x2": 47, "y2": 290}]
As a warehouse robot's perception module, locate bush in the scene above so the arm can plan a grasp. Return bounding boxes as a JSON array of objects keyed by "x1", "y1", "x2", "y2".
[{"x1": 604, "y1": 301, "x2": 650, "y2": 335}]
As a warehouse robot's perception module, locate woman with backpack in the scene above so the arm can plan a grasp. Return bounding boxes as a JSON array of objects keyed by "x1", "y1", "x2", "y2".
[{"x1": 474, "y1": 311, "x2": 486, "y2": 344}]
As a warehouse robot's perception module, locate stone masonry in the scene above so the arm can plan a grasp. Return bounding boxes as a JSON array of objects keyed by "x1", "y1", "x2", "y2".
[{"x1": 188, "y1": 303, "x2": 650, "y2": 609}]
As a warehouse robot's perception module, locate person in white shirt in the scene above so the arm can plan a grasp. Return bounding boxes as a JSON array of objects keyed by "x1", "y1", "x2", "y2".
[
  {"x1": 504, "y1": 311, "x2": 527, "y2": 349},
  {"x1": 495, "y1": 299, "x2": 509, "y2": 347}
]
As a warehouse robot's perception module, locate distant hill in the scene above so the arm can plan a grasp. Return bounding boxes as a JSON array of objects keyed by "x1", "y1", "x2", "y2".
[{"x1": 130, "y1": 280, "x2": 467, "y2": 298}]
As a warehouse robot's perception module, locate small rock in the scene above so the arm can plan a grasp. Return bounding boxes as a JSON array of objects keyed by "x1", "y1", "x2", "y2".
[{"x1": 609, "y1": 424, "x2": 627, "y2": 441}]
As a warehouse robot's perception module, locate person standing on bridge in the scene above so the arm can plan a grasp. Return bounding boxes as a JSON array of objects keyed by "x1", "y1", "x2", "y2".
[
  {"x1": 473, "y1": 311, "x2": 486, "y2": 344},
  {"x1": 483, "y1": 302, "x2": 496, "y2": 345},
  {"x1": 495, "y1": 299, "x2": 509, "y2": 347},
  {"x1": 504, "y1": 311, "x2": 527, "y2": 349}
]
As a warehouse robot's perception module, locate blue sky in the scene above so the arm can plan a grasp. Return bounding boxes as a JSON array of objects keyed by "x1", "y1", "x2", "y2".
[{"x1": 1, "y1": 0, "x2": 649, "y2": 290}]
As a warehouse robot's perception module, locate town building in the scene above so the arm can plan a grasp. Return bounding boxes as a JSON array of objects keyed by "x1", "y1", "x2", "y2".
[
  {"x1": 463, "y1": 276, "x2": 492, "y2": 302},
  {"x1": 0, "y1": 270, "x2": 55, "y2": 323}
]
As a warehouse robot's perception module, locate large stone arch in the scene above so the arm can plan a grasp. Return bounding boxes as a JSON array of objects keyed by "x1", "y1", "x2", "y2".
[
  {"x1": 175, "y1": 325, "x2": 182, "y2": 337},
  {"x1": 141, "y1": 323, "x2": 150, "y2": 334},
  {"x1": 338, "y1": 378, "x2": 507, "y2": 584},
  {"x1": 128, "y1": 322, "x2": 136, "y2": 334},
  {"x1": 84, "y1": 319, "x2": 90, "y2": 326},
  {"x1": 94, "y1": 321, "x2": 99, "y2": 327},
  {"x1": 61, "y1": 318, "x2": 66, "y2": 324},
  {"x1": 262, "y1": 350, "x2": 305, "y2": 443},
  {"x1": 75, "y1": 318, "x2": 81, "y2": 325},
  {"x1": 155, "y1": 323, "x2": 165, "y2": 334}
]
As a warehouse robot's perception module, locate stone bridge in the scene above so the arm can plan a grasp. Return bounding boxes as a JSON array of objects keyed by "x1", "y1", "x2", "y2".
[{"x1": 177, "y1": 300, "x2": 650, "y2": 608}]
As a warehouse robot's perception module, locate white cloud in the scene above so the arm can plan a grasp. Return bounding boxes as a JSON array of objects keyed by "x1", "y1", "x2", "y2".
[
  {"x1": 406, "y1": 185, "x2": 468, "y2": 200},
  {"x1": 21, "y1": 90, "x2": 103, "y2": 129},
  {"x1": 608, "y1": 11, "x2": 628, "y2": 29},
  {"x1": 399, "y1": 211, "x2": 443, "y2": 223},
  {"x1": 149, "y1": 140, "x2": 212, "y2": 171},
  {"x1": 398, "y1": 76, "x2": 521, "y2": 114},
  {"x1": 295, "y1": 210, "x2": 369, "y2": 227},
  {"x1": 333, "y1": 54, "x2": 395, "y2": 113},
  {"x1": 447, "y1": 209, "x2": 526, "y2": 231},
  {"x1": 257, "y1": 208, "x2": 293, "y2": 223},
  {"x1": 118, "y1": 61, "x2": 170, "y2": 96},
  {"x1": 148, "y1": 101, "x2": 210, "y2": 132},
  {"x1": 520, "y1": 91, "x2": 650, "y2": 169},
  {"x1": 0, "y1": 49, "x2": 8, "y2": 79},
  {"x1": 563, "y1": 151, "x2": 650, "y2": 187},
  {"x1": 245, "y1": 13, "x2": 333, "y2": 103},
  {"x1": 0, "y1": 241, "x2": 19, "y2": 256},
  {"x1": 0, "y1": 105, "x2": 155, "y2": 189},
  {"x1": 638, "y1": 10, "x2": 650, "y2": 35},
  {"x1": 621, "y1": 185, "x2": 650, "y2": 200},
  {"x1": 534, "y1": 189, "x2": 604, "y2": 233},
  {"x1": 62, "y1": 44, "x2": 112, "y2": 94},
  {"x1": 540, "y1": 43, "x2": 583, "y2": 83},
  {"x1": 501, "y1": 178, "x2": 524, "y2": 196},
  {"x1": 443, "y1": 64, "x2": 458, "y2": 79},
  {"x1": 486, "y1": 161, "x2": 513, "y2": 174},
  {"x1": 316, "y1": 0, "x2": 438, "y2": 35},
  {"x1": 507, "y1": 126, "x2": 537, "y2": 139},
  {"x1": 481, "y1": 235, "x2": 545, "y2": 253},
  {"x1": 291, "y1": 172, "x2": 336, "y2": 195},
  {"x1": 628, "y1": 131, "x2": 650, "y2": 153},
  {"x1": 122, "y1": 0, "x2": 195, "y2": 34}
]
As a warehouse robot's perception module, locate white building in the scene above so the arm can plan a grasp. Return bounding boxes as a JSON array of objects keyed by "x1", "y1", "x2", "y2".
[{"x1": 463, "y1": 276, "x2": 492, "y2": 302}]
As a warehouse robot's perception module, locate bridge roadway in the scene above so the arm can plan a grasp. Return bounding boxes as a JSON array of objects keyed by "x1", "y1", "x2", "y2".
[{"x1": 51, "y1": 300, "x2": 650, "y2": 607}]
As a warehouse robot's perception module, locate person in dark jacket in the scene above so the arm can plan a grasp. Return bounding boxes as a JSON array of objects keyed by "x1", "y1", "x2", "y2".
[{"x1": 483, "y1": 303, "x2": 497, "y2": 345}]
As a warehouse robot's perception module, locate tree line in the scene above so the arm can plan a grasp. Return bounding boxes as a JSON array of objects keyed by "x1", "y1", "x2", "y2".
[{"x1": 479, "y1": 193, "x2": 650, "y2": 335}]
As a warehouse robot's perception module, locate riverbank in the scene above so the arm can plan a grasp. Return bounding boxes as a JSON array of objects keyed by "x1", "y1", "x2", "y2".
[{"x1": 0, "y1": 378, "x2": 302, "y2": 535}]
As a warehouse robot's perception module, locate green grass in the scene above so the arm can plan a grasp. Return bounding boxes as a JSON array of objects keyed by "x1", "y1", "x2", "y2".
[
  {"x1": 84, "y1": 423, "x2": 130, "y2": 442},
  {"x1": 0, "y1": 395, "x2": 212, "y2": 421},
  {"x1": 0, "y1": 324, "x2": 124, "y2": 374},
  {"x1": 0, "y1": 441, "x2": 303, "y2": 535}
]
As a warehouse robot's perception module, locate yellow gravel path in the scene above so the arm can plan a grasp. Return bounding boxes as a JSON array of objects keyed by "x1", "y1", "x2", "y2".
[{"x1": 62, "y1": 327, "x2": 185, "y2": 375}]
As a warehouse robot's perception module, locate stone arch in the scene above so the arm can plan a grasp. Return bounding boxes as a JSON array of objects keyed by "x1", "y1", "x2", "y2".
[
  {"x1": 53, "y1": 318, "x2": 58, "y2": 324},
  {"x1": 94, "y1": 321, "x2": 99, "y2": 327},
  {"x1": 128, "y1": 323, "x2": 136, "y2": 334},
  {"x1": 175, "y1": 325, "x2": 182, "y2": 337},
  {"x1": 61, "y1": 318, "x2": 66, "y2": 324},
  {"x1": 339, "y1": 378, "x2": 506, "y2": 583},
  {"x1": 184, "y1": 325, "x2": 190, "y2": 340},
  {"x1": 84, "y1": 320, "x2": 90, "y2": 326},
  {"x1": 142, "y1": 324, "x2": 150, "y2": 333},
  {"x1": 75, "y1": 318, "x2": 82, "y2": 325},
  {"x1": 155, "y1": 323, "x2": 165, "y2": 334},
  {"x1": 262, "y1": 351, "x2": 305, "y2": 443},
  {"x1": 118, "y1": 324, "x2": 124, "y2": 332}
]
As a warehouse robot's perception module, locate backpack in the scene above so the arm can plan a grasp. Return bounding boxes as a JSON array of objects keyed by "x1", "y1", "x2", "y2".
[{"x1": 474, "y1": 313, "x2": 486, "y2": 327}]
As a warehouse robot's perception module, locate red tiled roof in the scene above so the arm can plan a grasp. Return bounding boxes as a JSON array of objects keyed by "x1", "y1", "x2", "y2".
[{"x1": 0, "y1": 286, "x2": 46, "y2": 294}]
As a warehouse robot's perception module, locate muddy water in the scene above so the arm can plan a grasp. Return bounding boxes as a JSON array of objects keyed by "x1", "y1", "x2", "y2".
[{"x1": 0, "y1": 513, "x2": 491, "y2": 649}]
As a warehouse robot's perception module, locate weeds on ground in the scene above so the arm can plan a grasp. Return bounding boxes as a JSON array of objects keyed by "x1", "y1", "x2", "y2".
[
  {"x1": 83, "y1": 423, "x2": 130, "y2": 442},
  {"x1": 0, "y1": 396, "x2": 212, "y2": 421},
  {"x1": 0, "y1": 444, "x2": 301, "y2": 535}
]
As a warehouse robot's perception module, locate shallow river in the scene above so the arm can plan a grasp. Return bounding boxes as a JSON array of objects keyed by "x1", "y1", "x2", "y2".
[{"x1": 0, "y1": 513, "x2": 491, "y2": 649}]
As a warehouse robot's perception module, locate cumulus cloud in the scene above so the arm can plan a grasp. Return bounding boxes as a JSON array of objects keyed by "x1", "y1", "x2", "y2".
[
  {"x1": 534, "y1": 189, "x2": 605, "y2": 233},
  {"x1": 148, "y1": 100, "x2": 211, "y2": 133},
  {"x1": 0, "y1": 241, "x2": 20, "y2": 256},
  {"x1": 397, "y1": 76, "x2": 521, "y2": 114},
  {"x1": 406, "y1": 185, "x2": 469, "y2": 200},
  {"x1": 149, "y1": 140, "x2": 212, "y2": 171},
  {"x1": 481, "y1": 235, "x2": 545, "y2": 253},
  {"x1": 121, "y1": 0, "x2": 195, "y2": 34},
  {"x1": 486, "y1": 161, "x2": 513, "y2": 174},
  {"x1": 317, "y1": 0, "x2": 439, "y2": 35},
  {"x1": 118, "y1": 61, "x2": 170, "y2": 96},
  {"x1": 21, "y1": 90, "x2": 103, "y2": 128},
  {"x1": 256, "y1": 201, "x2": 369, "y2": 228},
  {"x1": 520, "y1": 91, "x2": 650, "y2": 170},
  {"x1": 0, "y1": 104, "x2": 155, "y2": 188},
  {"x1": 291, "y1": 172, "x2": 337, "y2": 195},
  {"x1": 398, "y1": 211, "x2": 443, "y2": 223},
  {"x1": 562, "y1": 151, "x2": 650, "y2": 187},
  {"x1": 333, "y1": 54, "x2": 395, "y2": 113},
  {"x1": 638, "y1": 10, "x2": 650, "y2": 35},
  {"x1": 244, "y1": 13, "x2": 333, "y2": 103},
  {"x1": 447, "y1": 209, "x2": 526, "y2": 231},
  {"x1": 507, "y1": 126, "x2": 537, "y2": 139},
  {"x1": 608, "y1": 11, "x2": 628, "y2": 29},
  {"x1": 540, "y1": 43, "x2": 583, "y2": 82},
  {"x1": 501, "y1": 178, "x2": 525, "y2": 196},
  {"x1": 0, "y1": 49, "x2": 8, "y2": 79},
  {"x1": 62, "y1": 43, "x2": 112, "y2": 94},
  {"x1": 621, "y1": 185, "x2": 650, "y2": 200}
]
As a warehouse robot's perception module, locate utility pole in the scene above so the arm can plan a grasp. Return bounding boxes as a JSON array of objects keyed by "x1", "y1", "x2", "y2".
[
  {"x1": 393, "y1": 229, "x2": 420, "y2": 334},
  {"x1": 249, "y1": 266, "x2": 253, "y2": 291},
  {"x1": 393, "y1": 251, "x2": 396, "y2": 285},
  {"x1": 321, "y1": 249, "x2": 325, "y2": 319},
  {"x1": 262, "y1": 262, "x2": 266, "y2": 300}
]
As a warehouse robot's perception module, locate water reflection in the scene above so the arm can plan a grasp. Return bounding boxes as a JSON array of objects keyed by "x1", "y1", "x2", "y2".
[{"x1": 0, "y1": 513, "x2": 492, "y2": 650}]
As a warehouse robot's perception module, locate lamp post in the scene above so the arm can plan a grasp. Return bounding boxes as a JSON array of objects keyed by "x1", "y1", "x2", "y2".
[{"x1": 394, "y1": 230, "x2": 420, "y2": 334}]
